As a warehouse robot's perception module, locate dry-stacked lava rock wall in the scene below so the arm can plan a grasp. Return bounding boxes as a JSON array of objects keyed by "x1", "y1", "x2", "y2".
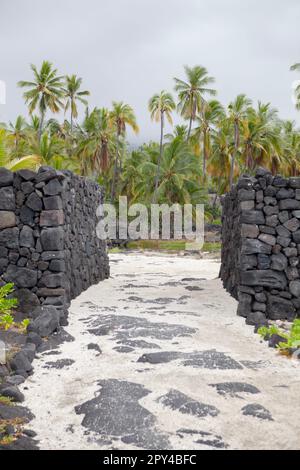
[
  {"x1": 221, "y1": 167, "x2": 300, "y2": 326},
  {"x1": 0, "y1": 166, "x2": 109, "y2": 326}
]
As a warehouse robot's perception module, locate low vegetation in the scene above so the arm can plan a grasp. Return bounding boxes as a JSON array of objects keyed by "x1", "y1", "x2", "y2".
[
  {"x1": 0, "y1": 416, "x2": 26, "y2": 447},
  {"x1": 258, "y1": 319, "x2": 300, "y2": 355},
  {"x1": 0, "y1": 396, "x2": 14, "y2": 406},
  {"x1": 0, "y1": 283, "x2": 18, "y2": 330},
  {"x1": 110, "y1": 240, "x2": 221, "y2": 253},
  {"x1": 0, "y1": 283, "x2": 30, "y2": 332},
  {"x1": 0, "y1": 286, "x2": 30, "y2": 447}
]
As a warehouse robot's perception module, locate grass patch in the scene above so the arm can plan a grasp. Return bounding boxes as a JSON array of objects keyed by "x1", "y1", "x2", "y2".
[
  {"x1": 210, "y1": 218, "x2": 221, "y2": 225},
  {"x1": 0, "y1": 435, "x2": 15, "y2": 445},
  {"x1": 202, "y1": 242, "x2": 222, "y2": 252},
  {"x1": 127, "y1": 240, "x2": 186, "y2": 251},
  {"x1": 125, "y1": 240, "x2": 221, "y2": 253},
  {"x1": 0, "y1": 417, "x2": 26, "y2": 446},
  {"x1": 108, "y1": 247, "x2": 121, "y2": 254},
  {"x1": 0, "y1": 396, "x2": 14, "y2": 406}
]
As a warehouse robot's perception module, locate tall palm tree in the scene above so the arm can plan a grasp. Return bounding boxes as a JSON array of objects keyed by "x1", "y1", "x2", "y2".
[
  {"x1": 208, "y1": 120, "x2": 233, "y2": 194},
  {"x1": 26, "y1": 115, "x2": 41, "y2": 137},
  {"x1": 241, "y1": 103, "x2": 280, "y2": 171},
  {"x1": 47, "y1": 118, "x2": 71, "y2": 140},
  {"x1": 174, "y1": 65, "x2": 216, "y2": 139},
  {"x1": 110, "y1": 102, "x2": 139, "y2": 200},
  {"x1": 1, "y1": 115, "x2": 27, "y2": 158},
  {"x1": 228, "y1": 94, "x2": 252, "y2": 187},
  {"x1": 77, "y1": 107, "x2": 114, "y2": 178},
  {"x1": 64, "y1": 75, "x2": 90, "y2": 132},
  {"x1": 148, "y1": 91, "x2": 175, "y2": 202},
  {"x1": 0, "y1": 129, "x2": 39, "y2": 171},
  {"x1": 193, "y1": 99, "x2": 225, "y2": 178},
  {"x1": 165, "y1": 124, "x2": 188, "y2": 142},
  {"x1": 122, "y1": 149, "x2": 145, "y2": 203},
  {"x1": 290, "y1": 63, "x2": 300, "y2": 110},
  {"x1": 24, "y1": 131, "x2": 66, "y2": 167},
  {"x1": 18, "y1": 61, "x2": 64, "y2": 142},
  {"x1": 284, "y1": 121, "x2": 300, "y2": 175},
  {"x1": 138, "y1": 137, "x2": 203, "y2": 205}
]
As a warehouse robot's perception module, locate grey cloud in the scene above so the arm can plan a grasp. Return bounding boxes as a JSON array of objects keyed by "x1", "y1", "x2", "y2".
[{"x1": 0, "y1": 0, "x2": 299, "y2": 144}]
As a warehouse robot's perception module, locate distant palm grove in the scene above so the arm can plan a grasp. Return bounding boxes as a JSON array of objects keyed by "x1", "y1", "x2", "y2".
[{"x1": 1, "y1": 60, "x2": 300, "y2": 221}]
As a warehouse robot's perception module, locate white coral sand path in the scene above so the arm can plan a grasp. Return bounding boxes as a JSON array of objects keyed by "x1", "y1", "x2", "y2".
[{"x1": 22, "y1": 252, "x2": 300, "y2": 450}]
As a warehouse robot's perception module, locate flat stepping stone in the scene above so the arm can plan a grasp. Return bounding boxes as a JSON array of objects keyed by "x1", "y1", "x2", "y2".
[
  {"x1": 177, "y1": 428, "x2": 228, "y2": 449},
  {"x1": 158, "y1": 389, "x2": 219, "y2": 418},
  {"x1": 210, "y1": 382, "x2": 260, "y2": 398},
  {"x1": 242, "y1": 404, "x2": 273, "y2": 421},
  {"x1": 75, "y1": 379, "x2": 170, "y2": 450},
  {"x1": 138, "y1": 349, "x2": 243, "y2": 370},
  {"x1": 43, "y1": 359, "x2": 75, "y2": 369}
]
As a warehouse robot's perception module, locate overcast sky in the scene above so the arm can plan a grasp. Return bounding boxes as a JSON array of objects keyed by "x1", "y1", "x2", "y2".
[{"x1": 1, "y1": 0, "x2": 300, "y2": 144}]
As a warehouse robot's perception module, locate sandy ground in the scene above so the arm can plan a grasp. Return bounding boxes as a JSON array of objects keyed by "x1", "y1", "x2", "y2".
[{"x1": 21, "y1": 252, "x2": 300, "y2": 450}]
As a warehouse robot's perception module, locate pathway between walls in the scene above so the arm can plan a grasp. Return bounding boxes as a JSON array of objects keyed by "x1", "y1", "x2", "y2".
[{"x1": 21, "y1": 252, "x2": 300, "y2": 450}]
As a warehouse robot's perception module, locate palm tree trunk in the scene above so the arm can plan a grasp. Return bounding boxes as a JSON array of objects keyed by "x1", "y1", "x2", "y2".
[
  {"x1": 111, "y1": 132, "x2": 120, "y2": 201},
  {"x1": 38, "y1": 110, "x2": 45, "y2": 143},
  {"x1": 187, "y1": 97, "x2": 195, "y2": 141},
  {"x1": 246, "y1": 145, "x2": 253, "y2": 170},
  {"x1": 187, "y1": 115, "x2": 193, "y2": 140},
  {"x1": 213, "y1": 177, "x2": 222, "y2": 208},
  {"x1": 203, "y1": 129, "x2": 207, "y2": 179},
  {"x1": 230, "y1": 123, "x2": 239, "y2": 188},
  {"x1": 229, "y1": 155, "x2": 235, "y2": 189},
  {"x1": 70, "y1": 109, "x2": 73, "y2": 133},
  {"x1": 153, "y1": 112, "x2": 164, "y2": 203}
]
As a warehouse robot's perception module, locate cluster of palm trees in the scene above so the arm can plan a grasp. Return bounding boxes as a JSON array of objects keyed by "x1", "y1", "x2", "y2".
[
  {"x1": 1, "y1": 61, "x2": 300, "y2": 210},
  {"x1": 148, "y1": 65, "x2": 300, "y2": 200}
]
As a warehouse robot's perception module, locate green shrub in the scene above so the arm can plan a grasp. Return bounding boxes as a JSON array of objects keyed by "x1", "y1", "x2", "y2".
[
  {"x1": 278, "y1": 319, "x2": 300, "y2": 351},
  {"x1": 0, "y1": 283, "x2": 18, "y2": 331},
  {"x1": 0, "y1": 283, "x2": 18, "y2": 314},
  {"x1": 0, "y1": 313, "x2": 14, "y2": 331},
  {"x1": 15, "y1": 318, "x2": 31, "y2": 333},
  {"x1": 258, "y1": 319, "x2": 300, "y2": 354},
  {"x1": 257, "y1": 324, "x2": 280, "y2": 339}
]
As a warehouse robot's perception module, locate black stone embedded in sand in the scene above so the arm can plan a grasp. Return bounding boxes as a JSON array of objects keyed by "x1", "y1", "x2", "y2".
[{"x1": 75, "y1": 379, "x2": 170, "y2": 450}]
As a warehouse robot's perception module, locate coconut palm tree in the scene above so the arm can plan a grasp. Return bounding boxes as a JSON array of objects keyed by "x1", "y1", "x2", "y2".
[
  {"x1": 138, "y1": 137, "x2": 203, "y2": 205},
  {"x1": 241, "y1": 103, "x2": 281, "y2": 171},
  {"x1": 24, "y1": 131, "x2": 67, "y2": 167},
  {"x1": 208, "y1": 120, "x2": 233, "y2": 194},
  {"x1": 0, "y1": 129, "x2": 40, "y2": 171},
  {"x1": 165, "y1": 124, "x2": 188, "y2": 142},
  {"x1": 77, "y1": 107, "x2": 114, "y2": 178},
  {"x1": 64, "y1": 75, "x2": 90, "y2": 132},
  {"x1": 47, "y1": 118, "x2": 71, "y2": 139},
  {"x1": 18, "y1": 61, "x2": 65, "y2": 142},
  {"x1": 174, "y1": 66, "x2": 216, "y2": 140},
  {"x1": 276, "y1": 120, "x2": 300, "y2": 175},
  {"x1": 1, "y1": 115, "x2": 28, "y2": 158},
  {"x1": 26, "y1": 115, "x2": 41, "y2": 137},
  {"x1": 290, "y1": 63, "x2": 300, "y2": 110},
  {"x1": 121, "y1": 149, "x2": 146, "y2": 203},
  {"x1": 227, "y1": 94, "x2": 252, "y2": 187},
  {"x1": 148, "y1": 91, "x2": 176, "y2": 202},
  {"x1": 193, "y1": 100, "x2": 225, "y2": 179},
  {"x1": 110, "y1": 102, "x2": 139, "y2": 200}
]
